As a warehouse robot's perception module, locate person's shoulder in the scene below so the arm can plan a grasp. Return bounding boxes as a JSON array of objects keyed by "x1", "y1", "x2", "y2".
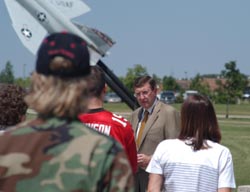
[
  {"x1": 155, "y1": 139, "x2": 179, "y2": 152},
  {"x1": 207, "y1": 140, "x2": 232, "y2": 154},
  {"x1": 81, "y1": 109, "x2": 113, "y2": 120},
  {"x1": 0, "y1": 118, "x2": 45, "y2": 136},
  {"x1": 131, "y1": 107, "x2": 142, "y2": 115},
  {"x1": 157, "y1": 100, "x2": 177, "y2": 112},
  {"x1": 69, "y1": 118, "x2": 115, "y2": 138},
  {"x1": 160, "y1": 138, "x2": 179, "y2": 145},
  {"x1": 132, "y1": 107, "x2": 141, "y2": 113},
  {"x1": 24, "y1": 117, "x2": 123, "y2": 154},
  {"x1": 6, "y1": 117, "x2": 117, "y2": 143}
]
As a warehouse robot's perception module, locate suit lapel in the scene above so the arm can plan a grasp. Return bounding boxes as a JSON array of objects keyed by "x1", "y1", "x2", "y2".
[
  {"x1": 132, "y1": 108, "x2": 143, "y2": 133},
  {"x1": 138, "y1": 101, "x2": 161, "y2": 149}
]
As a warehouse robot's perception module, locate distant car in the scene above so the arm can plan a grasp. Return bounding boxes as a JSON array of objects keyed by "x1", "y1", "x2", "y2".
[
  {"x1": 183, "y1": 90, "x2": 198, "y2": 100},
  {"x1": 160, "y1": 91, "x2": 176, "y2": 104},
  {"x1": 242, "y1": 90, "x2": 250, "y2": 100},
  {"x1": 104, "y1": 92, "x2": 122, "y2": 103},
  {"x1": 157, "y1": 93, "x2": 161, "y2": 100}
]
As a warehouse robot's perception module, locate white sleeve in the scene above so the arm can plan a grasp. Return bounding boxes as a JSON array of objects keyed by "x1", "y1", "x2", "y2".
[
  {"x1": 146, "y1": 142, "x2": 164, "y2": 175},
  {"x1": 218, "y1": 148, "x2": 236, "y2": 189}
]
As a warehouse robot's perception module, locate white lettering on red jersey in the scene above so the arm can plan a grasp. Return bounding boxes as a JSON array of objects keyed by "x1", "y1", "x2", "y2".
[
  {"x1": 85, "y1": 123, "x2": 111, "y2": 135},
  {"x1": 78, "y1": 109, "x2": 138, "y2": 174}
]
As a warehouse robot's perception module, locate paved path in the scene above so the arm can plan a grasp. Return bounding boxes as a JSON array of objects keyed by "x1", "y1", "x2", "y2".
[{"x1": 217, "y1": 114, "x2": 250, "y2": 119}]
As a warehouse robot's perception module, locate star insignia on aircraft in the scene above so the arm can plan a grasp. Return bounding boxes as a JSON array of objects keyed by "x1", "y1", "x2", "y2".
[
  {"x1": 21, "y1": 28, "x2": 32, "y2": 39},
  {"x1": 37, "y1": 12, "x2": 46, "y2": 22}
]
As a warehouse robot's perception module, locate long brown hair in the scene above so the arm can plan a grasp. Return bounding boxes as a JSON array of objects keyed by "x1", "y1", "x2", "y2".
[{"x1": 179, "y1": 94, "x2": 221, "y2": 150}]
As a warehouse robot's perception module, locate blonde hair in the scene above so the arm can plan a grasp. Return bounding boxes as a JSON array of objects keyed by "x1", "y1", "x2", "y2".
[{"x1": 25, "y1": 72, "x2": 89, "y2": 119}]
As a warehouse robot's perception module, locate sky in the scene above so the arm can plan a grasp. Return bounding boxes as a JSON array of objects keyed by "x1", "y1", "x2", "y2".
[{"x1": 1, "y1": 0, "x2": 250, "y2": 80}]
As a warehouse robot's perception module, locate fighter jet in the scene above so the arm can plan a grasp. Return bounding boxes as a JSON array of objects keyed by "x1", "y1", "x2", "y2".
[
  {"x1": 4, "y1": 0, "x2": 115, "y2": 65},
  {"x1": 4, "y1": 0, "x2": 139, "y2": 109}
]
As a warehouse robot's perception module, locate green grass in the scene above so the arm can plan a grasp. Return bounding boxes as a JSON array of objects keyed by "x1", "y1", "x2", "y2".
[
  {"x1": 104, "y1": 102, "x2": 132, "y2": 113},
  {"x1": 219, "y1": 119, "x2": 250, "y2": 187},
  {"x1": 104, "y1": 102, "x2": 250, "y2": 117},
  {"x1": 172, "y1": 103, "x2": 250, "y2": 116},
  {"x1": 214, "y1": 103, "x2": 250, "y2": 116}
]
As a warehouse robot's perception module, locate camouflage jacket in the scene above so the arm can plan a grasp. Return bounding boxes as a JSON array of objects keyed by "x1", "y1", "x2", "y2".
[{"x1": 0, "y1": 117, "x2": 134, "y2": 192}]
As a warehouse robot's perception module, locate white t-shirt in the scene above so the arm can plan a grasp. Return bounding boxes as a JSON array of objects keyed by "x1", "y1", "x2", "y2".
[{"x1": 146, "y1": 139, "x2": 236, "y2": 192}]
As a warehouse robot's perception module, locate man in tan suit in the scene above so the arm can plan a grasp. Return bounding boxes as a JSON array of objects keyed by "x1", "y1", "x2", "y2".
[{"x1": 130, "y1": 75, "x2": 180, "y2": 192}]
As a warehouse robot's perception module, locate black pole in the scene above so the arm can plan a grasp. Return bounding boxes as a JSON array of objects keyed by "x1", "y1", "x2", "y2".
[
  {"x1": 97, "y1": 60, "x2": 139, "y2": 110},
  {"x1": 226, "y1": 97, "x2": 229, "y2": 118}
]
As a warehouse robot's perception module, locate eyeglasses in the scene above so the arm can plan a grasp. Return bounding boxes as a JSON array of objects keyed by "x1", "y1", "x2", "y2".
[{"x1": 134, "y1": 89, "x2": 152, "y2": 98}]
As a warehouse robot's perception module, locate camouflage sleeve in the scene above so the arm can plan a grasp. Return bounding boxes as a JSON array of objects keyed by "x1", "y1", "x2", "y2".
[{"x1": 98, "y1": 142, "x2": 135, "y2": 192}]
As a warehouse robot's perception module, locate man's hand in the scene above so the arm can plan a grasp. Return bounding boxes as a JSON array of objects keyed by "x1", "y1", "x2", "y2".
[{"x1": 137, "y1": 153, "x2": 151, "y2": 169}]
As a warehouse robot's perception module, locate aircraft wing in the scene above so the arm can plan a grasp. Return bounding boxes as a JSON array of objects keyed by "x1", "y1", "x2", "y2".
[
  {"x1": 44, "y1": 0, "x2": 91, "y2": 19},
  {"x1": 4, "y1": 0, "x2": 47, "y2": 55}
]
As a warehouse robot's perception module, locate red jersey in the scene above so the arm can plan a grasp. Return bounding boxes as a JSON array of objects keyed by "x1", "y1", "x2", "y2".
[{"x1": 78, "y1": 108, "x2": 137, "y2": 174}]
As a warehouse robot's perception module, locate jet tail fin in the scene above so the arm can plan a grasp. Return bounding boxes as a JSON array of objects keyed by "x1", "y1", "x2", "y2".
[{"x1": 73, "y1": 22, "x2": 115, "y2": 56}]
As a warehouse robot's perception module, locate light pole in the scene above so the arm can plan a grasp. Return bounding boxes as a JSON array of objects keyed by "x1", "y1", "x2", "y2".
[
  {"x1": 184, "y1": 71, "x2": 188, "y2": 80},
  {"x1": 23, "y1": 64, "x2": 26, "y2": 79}
]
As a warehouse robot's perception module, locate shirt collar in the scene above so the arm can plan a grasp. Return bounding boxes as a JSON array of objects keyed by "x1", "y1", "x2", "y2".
[{"x1": 144, "y1": 97, "x2": 158, "y2": 114}]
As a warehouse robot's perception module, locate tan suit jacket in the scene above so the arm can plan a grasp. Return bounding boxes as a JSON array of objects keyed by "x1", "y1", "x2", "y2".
[
  {"x1": 130, "y1": 100, "x2": 180, "y2": 156},
  {"x1": 130, "y1": 100, "x2": 180, "y2": 191}
]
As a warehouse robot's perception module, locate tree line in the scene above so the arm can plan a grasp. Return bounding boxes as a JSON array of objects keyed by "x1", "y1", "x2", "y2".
[
  {"x1": 0, "y1": 61, "x2": 30, "y2": 88},
  {"x1": 118, "y1": 61, "x2": 249, "y2": 104},
  {"x1": 1, "y1": 60, "x2": 249, "y2": 104}
]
